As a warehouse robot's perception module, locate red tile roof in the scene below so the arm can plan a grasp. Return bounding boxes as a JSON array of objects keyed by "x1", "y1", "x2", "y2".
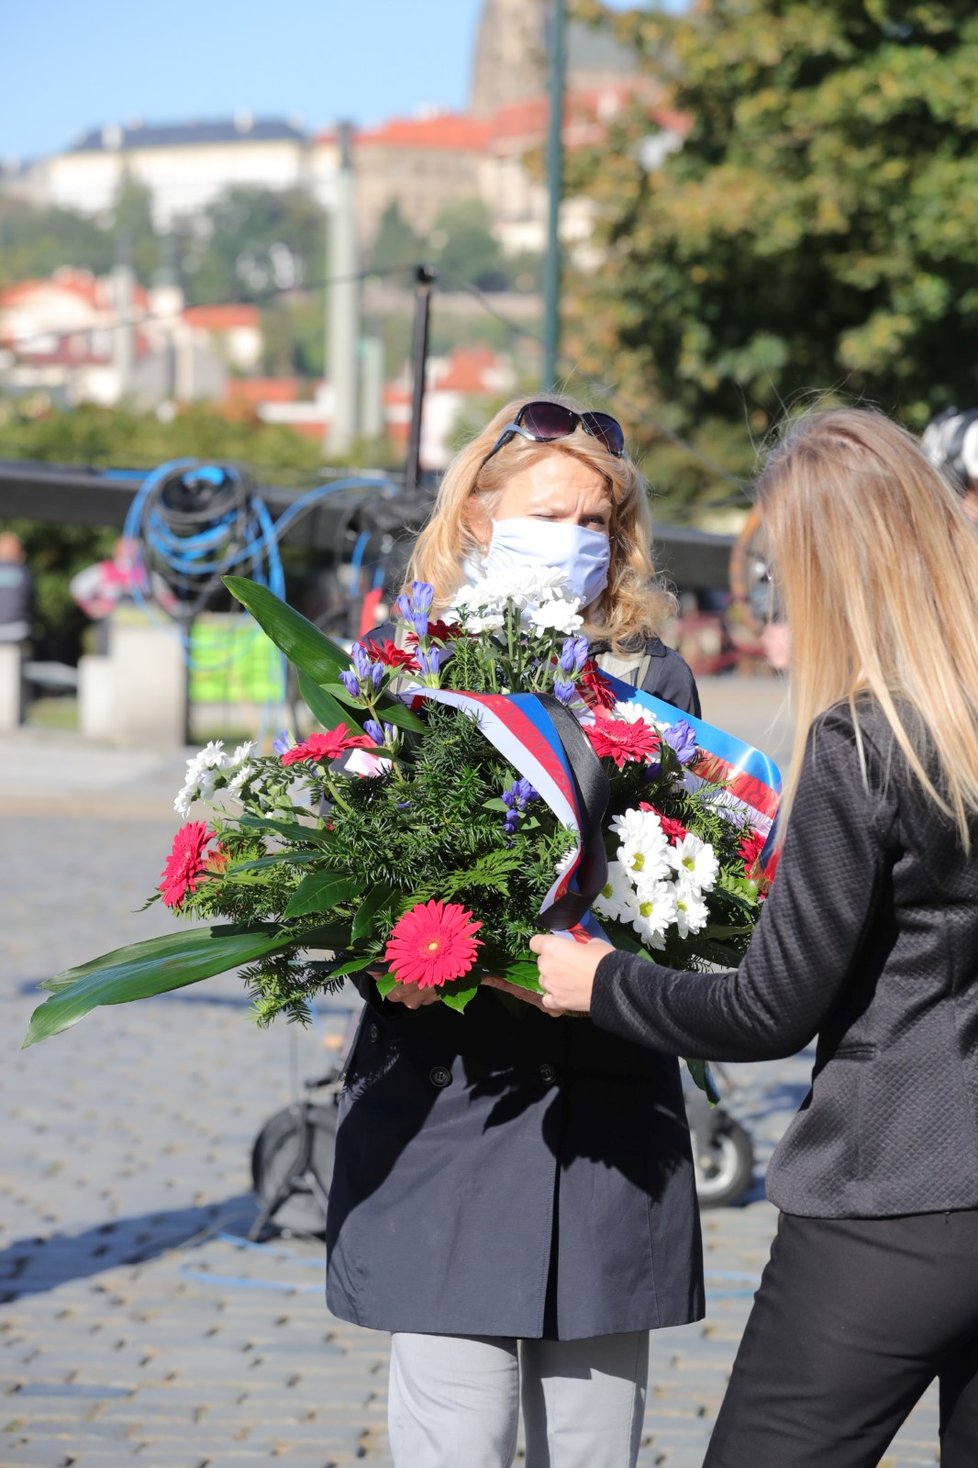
[
  {"x1": 184, "y1": 303, "x2": 261, "y2": 331},
  {"x1": 356, "y1": 112, "x2": 492, "y2": 152}
]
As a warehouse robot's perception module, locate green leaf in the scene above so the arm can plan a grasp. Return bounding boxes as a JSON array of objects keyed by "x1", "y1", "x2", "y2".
[
  {"x1": 283, "y1": 871, "x2": 360, "y2": 919},
  {"x1": 374, "y1": 972, "x2": 397, "y2": 999},
  {"x1": 298, "y1": 671, "x2": 362, "y2": 736},
  {"x1": 238, "y1": 815, "x2": 331, "y2": 845},
  {"x1": 372, "y1": 697, "x2": 427, "y2": 733},
  {"x1": 24, "y1": 923, "x2": 300, "y2": 1047},
  {"x1": 494, "y1": 956, "x2": 543, "y2": 994},
  {"x1": 685, "y1": 1058, "x2": 720, "y2": 1105},
  {"x1": 351, "y1": 882, "x2": 396, "y2": 942},
  {"x1": 321, "y1": 954, "x2": 373, "y2": 979},
  {"x1": 483, "y1": 797, "x2": 509, "y2": 812},
  {"x1": 227, "y1": 849, "x2": 326, "y2": 874},
  {"x1": 439, "y1": 982, "x2": 480, "y2": 1013},
  {"x1": 224, "y1": 576, "x2": 351, "y2": 683}
]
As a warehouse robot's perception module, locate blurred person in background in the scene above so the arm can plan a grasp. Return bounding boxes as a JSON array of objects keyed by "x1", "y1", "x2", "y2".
[
  {"x1": 0, "y1": 531, "x2": 34, "y2": 646},
  {"x1": 922, "y1": 406, "x2": 978, "y2": 524}
]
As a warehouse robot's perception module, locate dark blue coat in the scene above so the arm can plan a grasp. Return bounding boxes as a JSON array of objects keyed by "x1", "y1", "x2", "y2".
[{"x1": 325, "y1": 641, "x2": 705, "y2": 1339}]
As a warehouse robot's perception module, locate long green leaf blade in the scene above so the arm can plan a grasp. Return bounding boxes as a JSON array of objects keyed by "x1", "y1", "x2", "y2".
[
  {"x1": 224, "y1": 577, "x2": 351, "y2": 683},
  {"x1": 24, "y1": 924, "x2": 300, "y2": 1047},
  {"x1": 297, "y1": 671, "x2": 361, "y2": 736},
  {"x1": 283, "y1": 871, "x2": 359, "y2": 920},
  {"x1": 351, "y1": 881, "x2": 396, "y2": 942}
]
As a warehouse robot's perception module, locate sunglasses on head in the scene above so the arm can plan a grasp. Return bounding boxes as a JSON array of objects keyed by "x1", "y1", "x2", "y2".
[{"x1": 481, "y1": 401, "x2": 626, "y2": 466}]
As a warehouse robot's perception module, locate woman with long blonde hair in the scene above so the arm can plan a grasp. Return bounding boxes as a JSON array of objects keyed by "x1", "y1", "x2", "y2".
[
  {"x1": 526, "y1": 406, "x2": 978, "y2": 1466},
  {"x1": 326, "y1": 393, "x2": 704, "y2": 1468}
]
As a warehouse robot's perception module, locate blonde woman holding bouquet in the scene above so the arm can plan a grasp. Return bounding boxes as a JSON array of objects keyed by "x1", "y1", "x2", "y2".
[
  {"x1": 325, "y1": 395, "x2": 704, "y2": 1468},
  {"x1": 529, "y1": 406, "x2": 978, "y2": 1468}
]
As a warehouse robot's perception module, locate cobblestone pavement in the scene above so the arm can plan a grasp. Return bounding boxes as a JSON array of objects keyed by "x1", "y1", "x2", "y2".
[{"x1": 0, "y1": 688, "x2": 940, "y2": 1466}]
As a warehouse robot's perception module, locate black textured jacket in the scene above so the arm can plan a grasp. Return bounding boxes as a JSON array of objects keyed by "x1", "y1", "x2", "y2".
[
  {"x1": 593, "y1": 699, "x2": 978, "y2": 1219},
  {"x1": 325, "y1": 642, "x2": 705, "y2": 1339}
]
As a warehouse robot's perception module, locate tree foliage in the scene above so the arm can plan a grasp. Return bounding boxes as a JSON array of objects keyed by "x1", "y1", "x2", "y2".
[{"x1": 566, "y1": 0, "x2": 978, "y2": 517}]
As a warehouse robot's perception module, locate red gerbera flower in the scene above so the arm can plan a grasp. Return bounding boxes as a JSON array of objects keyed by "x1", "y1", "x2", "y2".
[
  {"x1": 280, "y1": 726, "x2": 373, "y2": 766},
  {"x1": 159, "y1": 822, "x2": 223, "y2": 908},
  {"x1": 639, "y1": 803, "x2": 689, "y2": 842},
  {"x1": 371, "y1": 639, "x2": 420, "y2": 672},
  {"x1": 585, "y1": 713, "x2": 660, "y2": 769},
  {"x1": 578, "y1": 661, "x2": 617, "y2": 711},
  {"x1": 384, "y1": 900, "x2": 483, "y2": 989},
  {"x1": 406, "y1": 619, "x2": 462, "y2": 646},
  {"x1": 738, "y1": 828, "x2": 766, "y2": 877}
]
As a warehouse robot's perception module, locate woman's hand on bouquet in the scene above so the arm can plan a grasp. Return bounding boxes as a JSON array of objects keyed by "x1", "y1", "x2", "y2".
[
  {"x1": 529, "y1": 933, "x2": 613, "y2": 1015},
  {"x1": 369, "y1": 968, "x2": 441, "y2": 1010}
]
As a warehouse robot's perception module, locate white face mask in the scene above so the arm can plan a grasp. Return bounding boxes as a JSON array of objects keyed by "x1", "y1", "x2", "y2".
[{"x1": 483, "y1": 517, "x2": 611, "y2": 609}]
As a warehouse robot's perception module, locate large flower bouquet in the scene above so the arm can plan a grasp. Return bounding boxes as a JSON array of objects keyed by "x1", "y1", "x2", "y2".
[{"x1": 23, "y1": 571, "x2": 779, "y2": 1073}]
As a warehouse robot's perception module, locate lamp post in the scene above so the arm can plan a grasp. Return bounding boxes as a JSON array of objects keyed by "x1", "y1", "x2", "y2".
[{"x1": 542, "y1": 0, "x2": 566, "y2": 391}]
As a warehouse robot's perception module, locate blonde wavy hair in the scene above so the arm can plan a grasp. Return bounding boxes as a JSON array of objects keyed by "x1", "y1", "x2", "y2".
[
  {"x1": 756, "y1": 406, "x2": 978, "y2": 847},
  {"x1": 404, "y1": 393, "x2": 674, "y2": 650}
]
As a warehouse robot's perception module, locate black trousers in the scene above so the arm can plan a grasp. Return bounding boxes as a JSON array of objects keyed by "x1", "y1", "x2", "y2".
[{"x1": 705, "y1": 1209, "x2": 978, "y2": 1468}]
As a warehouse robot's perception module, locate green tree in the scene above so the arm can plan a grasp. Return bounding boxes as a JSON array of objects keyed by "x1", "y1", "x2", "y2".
[
  {"x1": 111, "y1": 177, "x2": 160, "y2": 284},
  {"x1": 566, "y1": 0, "x2": 978, "y2": 517},
  {"x1": 429, "y1": 198, "x2": 508, "y2": 292},
  {"x1": 0, "y1": 197, "x2": 115, "y2": 285},
  {"x1": 368, "y1": 201, "x2": 427, "y2": 278},
  {"x1": 182, "y1": 187, "x2": 326, "y2": 305}
]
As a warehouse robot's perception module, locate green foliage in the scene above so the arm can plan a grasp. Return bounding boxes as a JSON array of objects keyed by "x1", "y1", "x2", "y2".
[
  {"x1": 566, "y1": 0, "x2": 978, "y2": 516},
  {"x1": 180, "y1": 186, "x2": 326, "y2": 305},
  {"x1": 429, "y1": 197, "x2": 508, "y2": 292}
]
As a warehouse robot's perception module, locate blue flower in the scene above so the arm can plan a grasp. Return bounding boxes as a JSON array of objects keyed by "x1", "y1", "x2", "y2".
[
  {"x1": 351, "y1": 642, "x2": 372, "y2": 679},
  {"x1": 411, "y1": 581, "x2": 435, "y2": 614},
  {"x1": 501, "y1": 777, "x2": 538, "y2": 832},
  {"x1": 272, "y1": 729, "x2": 294, "y2": 755},
  {"x1": 411, "y1": 611, "x2": 430, "y2": 641},
  {"x1": 663, "y1": 719, "x2": 698, "y2": 765},
  {"x1": 364, "y1": 718, "x2": 385, "y2": 745},
  {"x1": 553, "y1": 678, "x2": 577, "y2": 705},
  {"x1": 416, "y1": 645, "x2": 444, "y2": 678},
  {"x1": 558, "y1": 635, "x2": 589, "y2": 675},
  {"x1": 339, "y1": 669, "x2": 361, "y2": 698}
]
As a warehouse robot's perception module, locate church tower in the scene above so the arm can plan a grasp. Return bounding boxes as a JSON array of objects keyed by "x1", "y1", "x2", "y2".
[
  {"x1": 469, "y1": 0, "x2": 639, "y2": 120},
  {"x1": 469, "y1": 0, "x2": 549, "y2": 119}
]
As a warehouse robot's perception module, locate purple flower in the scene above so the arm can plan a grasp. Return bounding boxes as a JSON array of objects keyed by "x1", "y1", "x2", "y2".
[
  {"x1": 559, "y1": 636, "x2": 589, "y2": 675},
  {"x1": 501, "y1": 777, "x2": 538, "y2": 833},
  {"x1": 553, "y1": 678, "x2": 577, "y2": 705},
  {"x1": 351, "y1": 642, "x2": 372, "y2": 679},
  {"x1": 411, "y1": 581, "x2": 435, "y2": 614},
  {"x1": 395, "y1": 593, "x2": 413, "y2": 622},
  {"x1": 662, "y1": 719, "x2": 698, "y2": 765},
  {"x1": 272, "y1": 729, "x2": 294, "y2": 755},
  {"x1": 416, "y1": 645, "x2": 444, "y2": 678},
  {"x1": 365, "y1": 718, "x2": 396, "y2": 747},
  {"x1": 411, "y1": 611, "x2": 430, "y2": 641},
  {"x1": 339, "y1": 669, "x2": 361, "y2": 698}
]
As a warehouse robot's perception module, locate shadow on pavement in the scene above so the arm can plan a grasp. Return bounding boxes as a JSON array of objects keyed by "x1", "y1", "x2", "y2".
[{"x1": 0, "y1": 1192, "x2": 259, "y2": 1301}]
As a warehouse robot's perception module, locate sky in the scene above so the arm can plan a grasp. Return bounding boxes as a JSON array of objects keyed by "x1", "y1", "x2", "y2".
[{"x1": 1, "y1": 1, "x2": 679, "y2": 165}]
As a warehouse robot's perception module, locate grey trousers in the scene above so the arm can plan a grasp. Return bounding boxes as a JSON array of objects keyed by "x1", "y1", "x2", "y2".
[{"x1": 388, "y1": 1329, "x2": 649, "y2": 1468}]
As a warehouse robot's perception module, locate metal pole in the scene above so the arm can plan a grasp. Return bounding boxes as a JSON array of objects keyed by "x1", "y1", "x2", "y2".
[
  {"x1": 404, "y1": 265, "x2": 436, "y2": 497},
  {"x1": 112, "y1": 232, "x2": 134, "y2": 401},
  {"x1": 327, "y1": 121, "x2": 359, "y2": 457},
  {"x1": 542, "y1": 0, "x2": 566, "y2": 391}
]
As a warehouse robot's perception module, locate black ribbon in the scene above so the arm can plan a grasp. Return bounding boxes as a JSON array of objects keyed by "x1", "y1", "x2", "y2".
[{"x1": 534, "y1": 693, "x2": 610, "y2": 932}]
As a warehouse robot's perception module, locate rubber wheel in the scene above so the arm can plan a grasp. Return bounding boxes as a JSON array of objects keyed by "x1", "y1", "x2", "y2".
[
  {"x1": 690, "y1": 1117, "x2": 755, "y2": 1208},
  {"x1": 250, "y1": 1101, "x2": 337, "y2": 1237}
]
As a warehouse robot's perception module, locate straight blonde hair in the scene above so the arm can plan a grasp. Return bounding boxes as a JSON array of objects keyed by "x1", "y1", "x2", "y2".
[
  {"x1": 757, "y1": 406, "x2": 978, "y2": 847},
  {"x1": 405, "y1": 393, "x2": 675, "y2": 650}
]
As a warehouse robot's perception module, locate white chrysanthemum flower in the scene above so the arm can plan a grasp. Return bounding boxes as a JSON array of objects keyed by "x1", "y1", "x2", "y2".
[
  {"x1": 627, "y1": 880, "x2": 678, "y2": 949},
  {"x1": 674, "y1": 884, "x2": 710, "y2": 937},
  {"x1": 619, "y1": 840, "x2": 672, "y2": 887},
  {"x1": 231, "y1": 740, "x2": 256, "y2": 765},
  {"x1": 668, "y1": 833, "x2": 719, "y2": 893},
  {"x1": 173, "y1": 783, "x2": 197, "y2": 818},
  {"x1": 613, "y1": 700, "x2": 661, "y2": 731},
  {"x1": 527, "y1": 597, "x2": 584, "y2": 634},
  {"x1": 227, "y1": 761, "x2": 258, "y2": 795},
  {"x1": 591, "y1": 859, "x2": 635, "y2": 923}
]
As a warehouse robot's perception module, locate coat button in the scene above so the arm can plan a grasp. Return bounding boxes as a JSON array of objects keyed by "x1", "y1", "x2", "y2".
[
  {"x1": 367, "y1": 1023, "x2": 379, "y2": 1043},
  {"x1": 539, "y1": 1063, "x2": 558, "y2": 1085},
  {"x1": 429, "y1": 1066, "x2": 452, "y2": 1088}
]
